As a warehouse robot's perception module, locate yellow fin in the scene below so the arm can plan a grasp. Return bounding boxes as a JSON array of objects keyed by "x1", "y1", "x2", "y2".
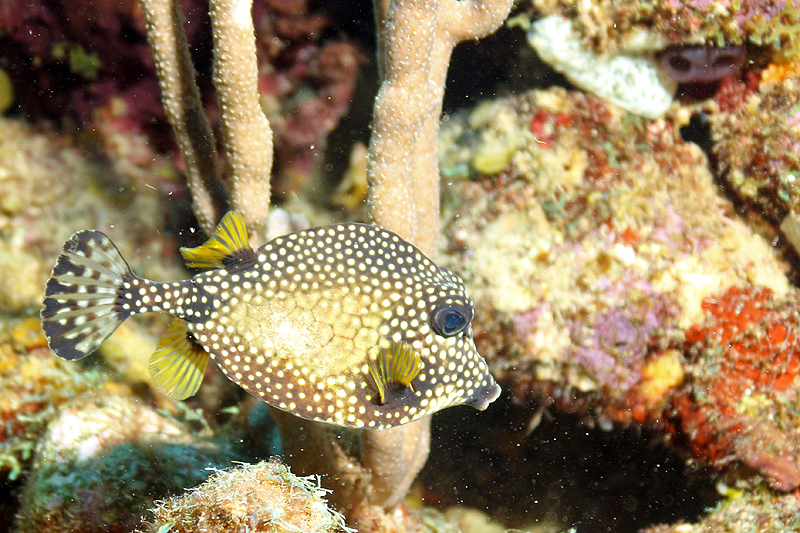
[
  {"x1": 148, "y1": 318, "x2": 208, "y2": 400},
  {"x1": 180, "y1": 211, "x2": 253, "y2": 269},
  {"x1": 369, "y1": 340, "x2": 422, "y2": 405}
]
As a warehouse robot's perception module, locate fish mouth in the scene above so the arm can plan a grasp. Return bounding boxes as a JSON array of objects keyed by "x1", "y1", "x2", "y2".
[{"x1": 466, "y1": 382, "x2": 502, "y2": 411}]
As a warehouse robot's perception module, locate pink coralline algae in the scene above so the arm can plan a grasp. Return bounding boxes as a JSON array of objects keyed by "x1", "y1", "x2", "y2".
[
  {"x1": 569, "y1": 293, "x2": 674, "y2": 395},
  {"x1": 667, "y1": 0, "x2": 788, "y2": 21},
  {"x1": 660, "y1": 0, "x2": 800, "y2": 57},
  {"x1": 732, "y1": 0, "x2": 790, "y2": 26}
]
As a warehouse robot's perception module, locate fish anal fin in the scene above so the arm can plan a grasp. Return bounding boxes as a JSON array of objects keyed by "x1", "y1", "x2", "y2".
[
  {"x1": 149, "y1": 319, "x2": 208, "y2": 400},
  {"x1": 180, "y1": 211, "x2": 256, "y2": 269}
]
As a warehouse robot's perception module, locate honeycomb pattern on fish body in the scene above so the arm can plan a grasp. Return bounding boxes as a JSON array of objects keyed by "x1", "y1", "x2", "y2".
[{"x1": 185, "y1": 223, "x2": 495, "y2": 428}]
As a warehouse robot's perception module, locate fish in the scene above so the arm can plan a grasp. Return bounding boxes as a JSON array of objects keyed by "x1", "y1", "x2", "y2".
[{"x1": 40, "y1": 212, "x2": 501, "y2": 429}]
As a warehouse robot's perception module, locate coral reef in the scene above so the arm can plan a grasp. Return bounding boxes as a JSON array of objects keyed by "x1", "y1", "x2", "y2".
[
  {"x1": 527, "y1": 15, "x2": 675, "y2": 118},
  {"x1": 0, "y1": 117, "x2": 185, "y2": 289},
  {"x1": 674, "y1": 286, "x2": 800, "y2": 491},
  {"x1": 6, "y1": 1, "x2": 512, "y2": 528},
  {"x1": 143, "y1": 460, "x2": 350, "y2": 533},
  {"x1": 709, "y1": 66, "x2": 800, "y2": 250},
  {"x1": 439, "y1": 86, "x2": 789, "y2": 425},
  {"x1": 15, "y1": 395, "x2": 245, "y2": 533},
  {"x1": 531, "y1": 0, "x2": 800, "y2": 58},
  {"x1": 525, "y1": 0, "x2": 798, "y2": 117},
  {"x1": 433, "y1": 16, "x2": 800, "y2": 515},
  {"x1": 3, "y1": 0, "x2": 799, "y2": 530},
  {"x1": 644, "y1": 487, "x2": 800, "y2": 533},
  {"x1": 0, "y1": 318, "x2": 107, "y2": 482},
  {"x1": 0, "y1": 116, "x2": 190, "y2": 385}
]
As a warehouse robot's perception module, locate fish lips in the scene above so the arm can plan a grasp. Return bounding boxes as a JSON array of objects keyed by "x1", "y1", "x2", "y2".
[{"x1": 466, "y1": 380, "x2": 502, "y2": 411}]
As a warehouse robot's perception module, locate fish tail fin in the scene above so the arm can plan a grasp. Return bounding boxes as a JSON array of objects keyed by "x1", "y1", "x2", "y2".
[{"x1": 41, "y1": 230, "x2": 135, "y2": 361}]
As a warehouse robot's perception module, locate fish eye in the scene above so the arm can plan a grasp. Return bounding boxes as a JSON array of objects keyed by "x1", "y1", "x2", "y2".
[{"x1": 432, "y1": 305, "x2": 469, "y2": 337}]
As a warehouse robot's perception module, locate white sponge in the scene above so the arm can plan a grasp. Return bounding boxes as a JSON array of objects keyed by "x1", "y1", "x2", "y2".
[{"x1": 527, "y1": 15, "x2": 677, "y2": 119}]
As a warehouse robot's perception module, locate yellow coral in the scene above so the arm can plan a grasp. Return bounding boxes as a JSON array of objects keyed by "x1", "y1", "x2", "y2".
[
  {"x1": 761, "y1": 59, "x2": 800, "y2": 84},
  {"x1": 638, "y1": 349, "x2": 684, "y2": 404}
]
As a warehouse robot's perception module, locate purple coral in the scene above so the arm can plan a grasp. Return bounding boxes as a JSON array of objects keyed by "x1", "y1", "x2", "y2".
[
  {"x1": 568, "y1": 276, "x2": 675, "y2": 393},
  {"x1": 658, "y1": 46, "x2": 746, "y2": 83}
]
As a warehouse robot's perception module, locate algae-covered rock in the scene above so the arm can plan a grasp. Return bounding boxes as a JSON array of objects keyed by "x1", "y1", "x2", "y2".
[
  {"x1": 0, "y1": 318, "x2": 109, "y2": 482},
  {"x1": 0, "y1": 117, "x2": 193, "y2": 391},
  {"x1": 644, "y1": 487, "x2": 800, "y2": 533},
  {"x1": 710, "y1": 69, "x2": 800, "y2": 252},
  {"x1": 15, "y1": 395, "x2": 244, "y2": 533},
  {"x1": 532, "y1": 0, "x2": 800, "y2": 58},
  {"x1": 439, "y1": 87, "x2": 790, "y2": 424},
  {"x1": 144, "y1": 460, "x2": 351, "y2": 533}
]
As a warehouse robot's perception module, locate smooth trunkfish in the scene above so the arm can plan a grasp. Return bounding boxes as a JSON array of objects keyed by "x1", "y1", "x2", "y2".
[{"x1": 40, "y1": 212, "x2": 500, "y2": 429}]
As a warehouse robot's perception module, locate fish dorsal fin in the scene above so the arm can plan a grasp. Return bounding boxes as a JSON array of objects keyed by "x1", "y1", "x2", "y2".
[
  {"x1": 368, "y1": 340, "x2": 422, "y2": 405},
  {"x1": 149, "y1": 318, "x2": 209, "y2": 400},
  {"x1": 180, "y1": 211, "x2": 257, "y2": 269}
]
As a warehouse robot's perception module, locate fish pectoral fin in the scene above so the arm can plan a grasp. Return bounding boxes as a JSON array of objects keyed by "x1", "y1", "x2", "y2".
[
  {"x1": 368, "y1": 340, "x2": 422, "y2": 405},
  {"x1": 148, "y1": 318, "x2": 209, "y2": 400},
  {"x1": 180, "y1": 211, "x2": 257, "y2": 269}
]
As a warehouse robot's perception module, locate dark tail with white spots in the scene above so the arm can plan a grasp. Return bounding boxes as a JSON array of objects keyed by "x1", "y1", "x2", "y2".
[{"x1": 41, "y1": 230, "x2": 136, "y2": 361}]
